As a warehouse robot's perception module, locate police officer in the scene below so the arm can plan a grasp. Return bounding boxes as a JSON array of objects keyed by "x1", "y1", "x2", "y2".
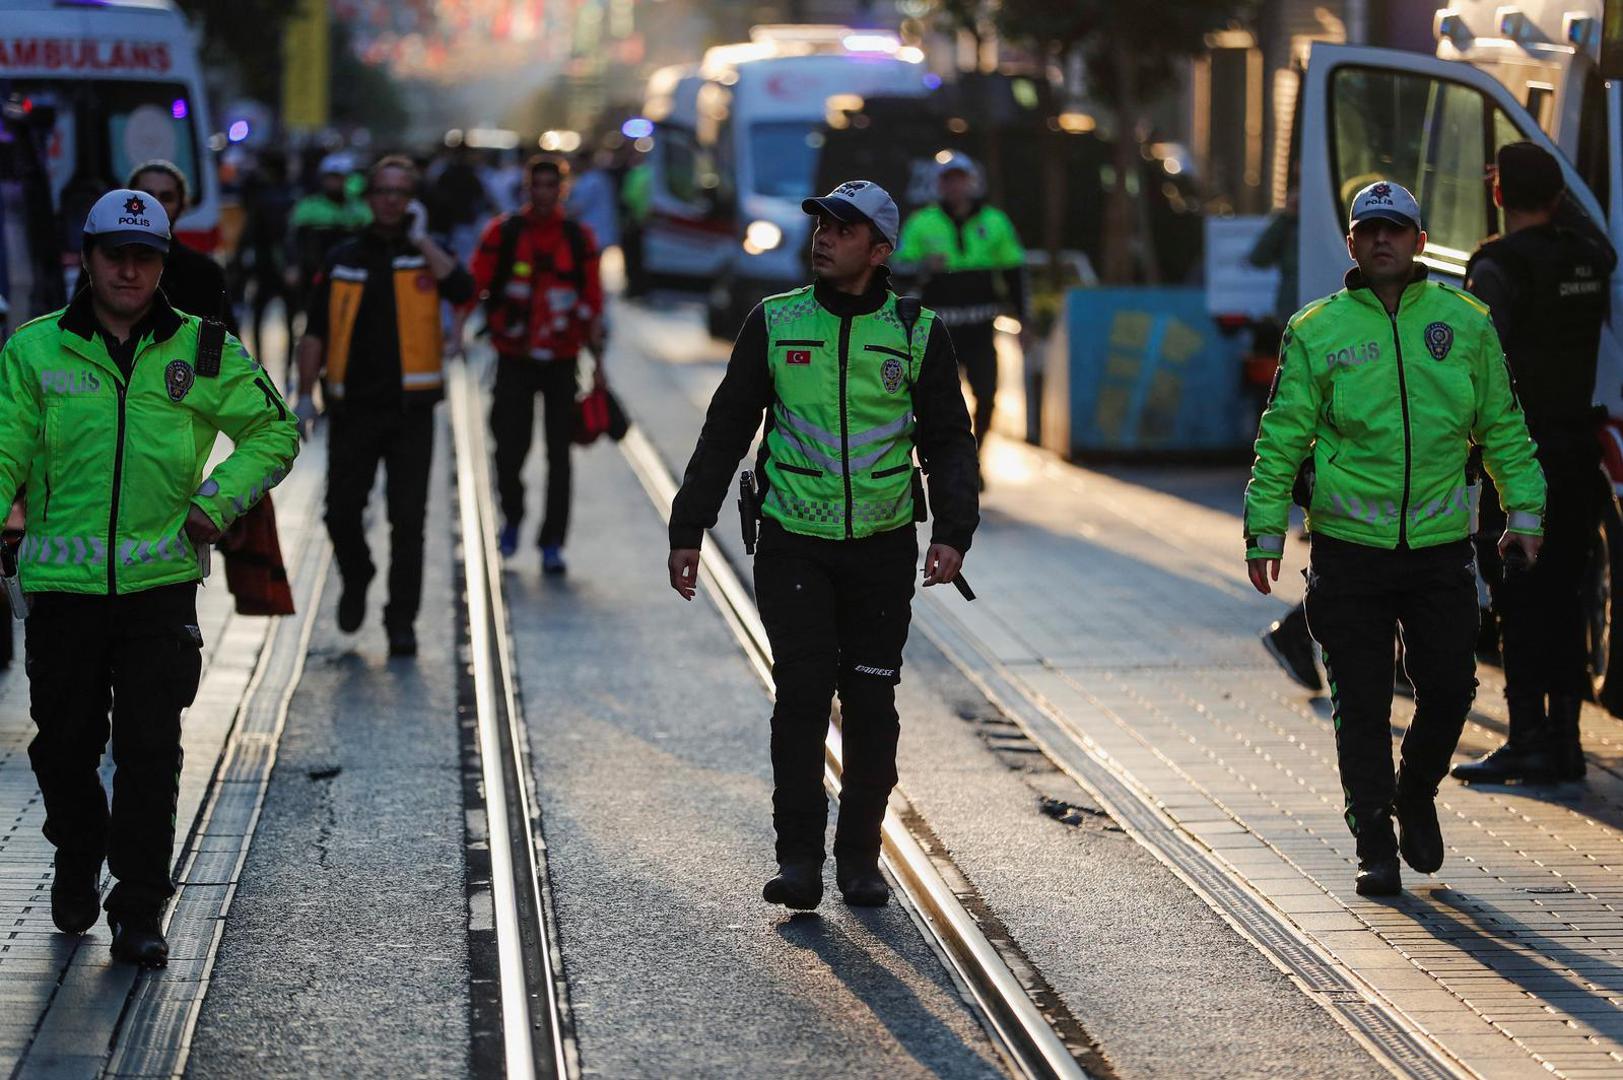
[
  {"x1": 0, "y1": 190, "x2": 299, "y2": 964},
  {"x1": 127, "y1": 159, "x2": 238, "y2": 331},
  {"x1": 1244, "y1": 181, "x2": 1545, "y2": 896},
  {"x1": 667, "y1": 180, "x2": 979, "y2": 910},
  {"x1": 1453, "y1": 143, "x2": 1617, "y2": 784},
  {"x1": 894, "y1": 152, "x2": 1026, "y2": 473}
]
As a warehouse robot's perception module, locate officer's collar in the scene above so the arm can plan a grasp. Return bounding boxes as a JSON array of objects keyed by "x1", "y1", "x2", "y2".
[
  {"x1": 814, "y1": 265, "x2": 892, "y2": 318},
  {"x1": 59, "y1": 284, "x2": 183, "y2": 346},
  {"x1": 1344, "y1": 262, "x2": 1429, "y2": 305}
]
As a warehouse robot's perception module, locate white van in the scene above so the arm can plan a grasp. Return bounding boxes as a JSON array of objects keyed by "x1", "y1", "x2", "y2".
[
  {"x1": 0, "y1": 0, "x2": 218, "y2": 323},
  {"x1": 1294, "y1": 0, "x2": 1623, "y2": 702},
  {"x1": 642, "y1": 25, "x2": 931, "y2": 337}
]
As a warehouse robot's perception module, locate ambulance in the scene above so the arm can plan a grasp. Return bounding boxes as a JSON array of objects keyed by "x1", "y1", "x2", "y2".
[
  {"x1": 1294, "y1": 1, "x2": 1623, "y2": 703},
  {"x1": 0, "y1": 0, "x2": 218, "y2": 323},
  {"x1": 641, "y1": 25, "x2": 931, "y2": 338}
]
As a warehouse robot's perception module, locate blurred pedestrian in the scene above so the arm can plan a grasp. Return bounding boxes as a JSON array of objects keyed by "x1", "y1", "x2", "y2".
[
  {"x1": 237, "y1": 151, "x2": 297, "y2": 379},
  {"x1": 566, "y1": 149, "x2": 620, "y2": 252},
  {"x1": 294, "y1": 156, "x2": 473, "y2": 657},
  {"x1": 667, "y1": 181, "x2": 979, "y2": 910},
  {"x1": 1243, "y1": 180, "x2": 1545, "y2": 896},
  {"x1": 288, "y1": 152, "x2": 370, "y2": 322},
  {"x1": 471, "y1": 155, "x2": 603, "y2": 574},
  {"x1": 1453, "y1": 143, "x2": 1617, "y2": 785},
  {"x1": 894, "y1": 152, "x2": 1027, "y2": 477},
  {"x1": 619, "y1": 154, "x2": 651, "y2": 298},
  {"x1": 0, "y1": 189, "x2": 297, "y2": 964},
  {"x1": 428, "y1": 143, "x2": 491, "y2": 263},
  {"x1": 127, "y1": 160, "x2": 236, "y2": 331}
]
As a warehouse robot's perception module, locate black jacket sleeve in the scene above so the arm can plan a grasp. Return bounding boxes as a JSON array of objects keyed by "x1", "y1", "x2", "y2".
[
  {"x1": 913, "y1": 320, "x2": 980, "y2": 553},
  {"x1": 668, "y1": 304, "x2": 772, "y2": 549},
  {"x1": 439, "y1": 263, "x2": 476, "y2": 306},
  {"x1": 1464, "y1": 255, "x2": 1517, "y2": 343}
]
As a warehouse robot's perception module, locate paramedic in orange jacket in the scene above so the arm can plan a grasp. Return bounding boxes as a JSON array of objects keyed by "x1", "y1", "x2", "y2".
[{"x1": 294, "y1": 155, "x2": 474, "y2": 657}]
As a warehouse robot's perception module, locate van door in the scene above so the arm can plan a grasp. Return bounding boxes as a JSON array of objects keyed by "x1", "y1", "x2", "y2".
[
  {"x1": 645, "y1": 122, "x2": 736, "y2": 290},
  {"x1": 1298, "y1": 43, "x2": 1609, "y2": 295},
  {"x1": 1297, "y1": 42, "x2": 1623, "y2": 417}
]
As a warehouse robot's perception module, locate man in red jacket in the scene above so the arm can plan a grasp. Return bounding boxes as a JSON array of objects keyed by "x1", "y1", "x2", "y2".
[{"x1": 471, "y1": 156, "x2": 604, "y2": 574}]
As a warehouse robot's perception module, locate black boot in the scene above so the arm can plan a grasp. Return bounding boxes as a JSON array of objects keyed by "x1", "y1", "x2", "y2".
[
  {"x1": 762, "y1": 859, "x2": 823, "y2": 911},
  {"x1": 1261, "y1": 607, "x2": 1321, "y2": 692},
  {"x1": 835, "y1": 855, "x2": 890, "y2": 907},
  {"x1": 1352, "y1": 809, "x2": 1401, "y2": 896},
  {"x1": 50, "y1": 852, "x2": 101, "y2": 935},
  {"x1": 1548, "y1": 693, "x2": 1587, "y2": 781},
  {"x1": 108, "y1": 911, "x2": 168, "y2": 968},
  {"x1": 1451, "y1": 690, "x2": 1555, "y2": 783},
  {"x1": 1394, "y1": 771, "x2": 1445, "y2": 875}
]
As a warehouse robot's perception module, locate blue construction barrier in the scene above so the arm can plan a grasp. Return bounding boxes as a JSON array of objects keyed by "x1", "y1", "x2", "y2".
[{"x1": 1062, "y1": 287, "x2": 1252, "y2": 456}]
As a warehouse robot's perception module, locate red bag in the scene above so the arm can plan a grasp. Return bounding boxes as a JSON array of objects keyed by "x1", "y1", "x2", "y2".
[
  {"x1": 573, "y1": 385, "x2": 611, "y2": 445},
  {"x1": 218, "y1": 494, "x2": 295, "y2": 616}
]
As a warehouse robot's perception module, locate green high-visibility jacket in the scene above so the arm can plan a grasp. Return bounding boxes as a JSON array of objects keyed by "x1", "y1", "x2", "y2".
[
  {"x1": 0, "y1": 293, "x2": 300, "y2": 595},
  {"x1": 1244, "y1": 269, "x2": 1545, "y2": 558},
  {"x1": 290, "y1": 192, "x2": 371, "y2": 232},
  {"x1": 760, "y1": 286, "x2": 934, "y2": 539},
  {"x1": 895, "y1": 203, "x2": 1024, "y2": 272}
]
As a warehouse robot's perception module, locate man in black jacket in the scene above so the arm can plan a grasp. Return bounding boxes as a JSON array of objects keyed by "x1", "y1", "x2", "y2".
[
  {"x1": 128, "y1": 161, "x2": 237, "y2": 332},
  {"x1": 1454, "y1": 142, "x2": 1617, "y2": 784},
  {"x1": 667, "y1": 180, "x2": 979, "y2": 911}
]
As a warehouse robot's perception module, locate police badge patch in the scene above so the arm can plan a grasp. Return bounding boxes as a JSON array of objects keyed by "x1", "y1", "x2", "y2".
[
  {"x1": 1424, "y1": 321, "x2": 1453, "y2": 361},
  {"x1": 165, "y1": 359, "x2": 195, "y2": 402},
  {"x1": 881, "y1": 357, "x2": 904, "y2": 394}
]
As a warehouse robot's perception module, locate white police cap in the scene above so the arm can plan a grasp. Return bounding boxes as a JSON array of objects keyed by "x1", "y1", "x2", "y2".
[
  {"x1": 1349, "y1": 180, "x2": 1422, "y2": 231},
  {"x1": 82, "y1": 188, "x2": 171, "y2": 253},
  {"x1": 802, "y1": 179, "x2": 900, "y2": 247}
]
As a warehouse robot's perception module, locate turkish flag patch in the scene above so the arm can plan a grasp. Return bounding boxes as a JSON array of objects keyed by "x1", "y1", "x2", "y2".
[{"x1": 786, "y1": 349, "x2": 812, "y2": 366}]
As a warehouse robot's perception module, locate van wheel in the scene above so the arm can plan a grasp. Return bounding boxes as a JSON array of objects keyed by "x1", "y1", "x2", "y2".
[{"x1": 1589, "y1": 481, "x2": 1623, "y2": 715}]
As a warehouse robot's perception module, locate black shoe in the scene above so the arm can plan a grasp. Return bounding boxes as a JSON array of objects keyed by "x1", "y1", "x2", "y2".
[
  {"x1": 337, "y1": 581, "x2": 366, "y2": 633},
  {"x1": 1355, "y1": 857, "x2": 1402, "y2": 896},
  {"x1": 1395, "y1": 782, "x2": 1444, "y2": 874},
  {"x1": 1261, "y1": 610, "x2": 1321, "y2": 692},
  {"x1": 387, "y1": 625, "x2": 417, "y2": 657},
  {"x1": 108, "y1": 912, "x2": 168, "y2": 968},
  {"x1": 1452, "y1": 689, "x2": 1556, "y2": 783},
  {"x1": 836, "y1": 861, "x2": 890, "y2": 907},
  {"x1": 50, "y1": 854, "x2": 101, "y2": 935},
  {"x1": 1548, "y1": 693, "x2": 1587, "y2": 781},
  {"x1": 762, "y1": 860, "x2": 823, "y2": 911},
  {"x1": 1451, "y1": 741, "x2": 1556, "y2": 783}
]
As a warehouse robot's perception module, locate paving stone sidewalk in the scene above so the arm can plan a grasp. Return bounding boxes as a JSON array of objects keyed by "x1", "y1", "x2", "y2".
[{"x1": 926, "y1": 438, "x2": 1623, "y2": 1080}]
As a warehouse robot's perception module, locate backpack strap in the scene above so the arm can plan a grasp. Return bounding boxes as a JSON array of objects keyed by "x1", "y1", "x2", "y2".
[
  {"x1": 195, "y1": 318, "x2": 226, "y2": 377},
  {"x1": 561, "y1": 218, "x2": 590, "y2": 293},
  {"x1": 484, "y1": 213, "x2": 528, "y2": 317}
]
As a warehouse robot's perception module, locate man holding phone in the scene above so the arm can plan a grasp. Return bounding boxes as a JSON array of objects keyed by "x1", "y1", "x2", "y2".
[{"x1": 295, "y1": 155, "x2": 474, "y2": 656}]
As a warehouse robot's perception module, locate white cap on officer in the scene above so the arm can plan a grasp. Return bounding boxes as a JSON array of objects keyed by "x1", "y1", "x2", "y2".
[
  {"x1": 319, "y1": 151, "x2": 356, "y2": 176},
  {"x1": 1349, "y1": 180, "x2": 1423, "y2": 231},
  {"x1": 802, "y1": 180, "x2": 900, "y2": 247},
  {"x1": 83, "y1": 188, "x2": 171, "y2": 253}
]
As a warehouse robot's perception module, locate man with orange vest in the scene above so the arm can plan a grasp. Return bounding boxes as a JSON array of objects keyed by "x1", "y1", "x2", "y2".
[{"x1": 294, "y1": 155, "x2": 473, "y2": 656}]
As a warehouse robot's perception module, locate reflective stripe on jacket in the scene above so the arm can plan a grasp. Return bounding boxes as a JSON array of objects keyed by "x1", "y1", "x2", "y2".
[
  {"x1": 324, "y1": 253, "x2": 445, "y2": 399},
  {"x1": 0, "y1": 293, "x2": 300, "y2": 595},
  {"x1": 760, "y1": 286, "x2": 933, "y2": 540},
  {"x1": 1243, "y1": 268, "x2": 1545, "y2": 558}
]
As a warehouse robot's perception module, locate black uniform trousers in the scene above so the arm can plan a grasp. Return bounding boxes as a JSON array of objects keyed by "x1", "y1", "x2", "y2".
[
  {"x1": 752, "y1": 520, "x2": 918, "y2": 865},
  {"x1": 490, "y1": 354, "x2": 577, "y2": 548},
  {"x1": 952, "y1": 321, "x2": 998, "y2": 447},
  {"x1": 1478, "y1": 457, "x2": 1601, "y2": 698},
  {"x1": 25, "y1": 583, "x2": 202, "y2": 918},
  {"x1": 1303, "y1": 535, "x2": 1479, "y2": 858},
  {"x1": 325, "y1": 403, "x2": 436, "y2": 631}
]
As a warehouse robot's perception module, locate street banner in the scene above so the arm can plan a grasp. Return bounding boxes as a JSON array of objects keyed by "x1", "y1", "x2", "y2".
[{"x1": 282, "y1": 0, "x2": 329, "y2": 132}]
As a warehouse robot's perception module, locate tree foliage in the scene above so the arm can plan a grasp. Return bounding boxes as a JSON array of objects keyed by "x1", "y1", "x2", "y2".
[{"x1": 174, "y1": 0, "x2": 300, "y2": 103}]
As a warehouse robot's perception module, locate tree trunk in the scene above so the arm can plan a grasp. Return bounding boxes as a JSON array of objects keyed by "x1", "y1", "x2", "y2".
[{"x1": 1104, "y1": 57, "x2": 1140, "y2": 284}]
